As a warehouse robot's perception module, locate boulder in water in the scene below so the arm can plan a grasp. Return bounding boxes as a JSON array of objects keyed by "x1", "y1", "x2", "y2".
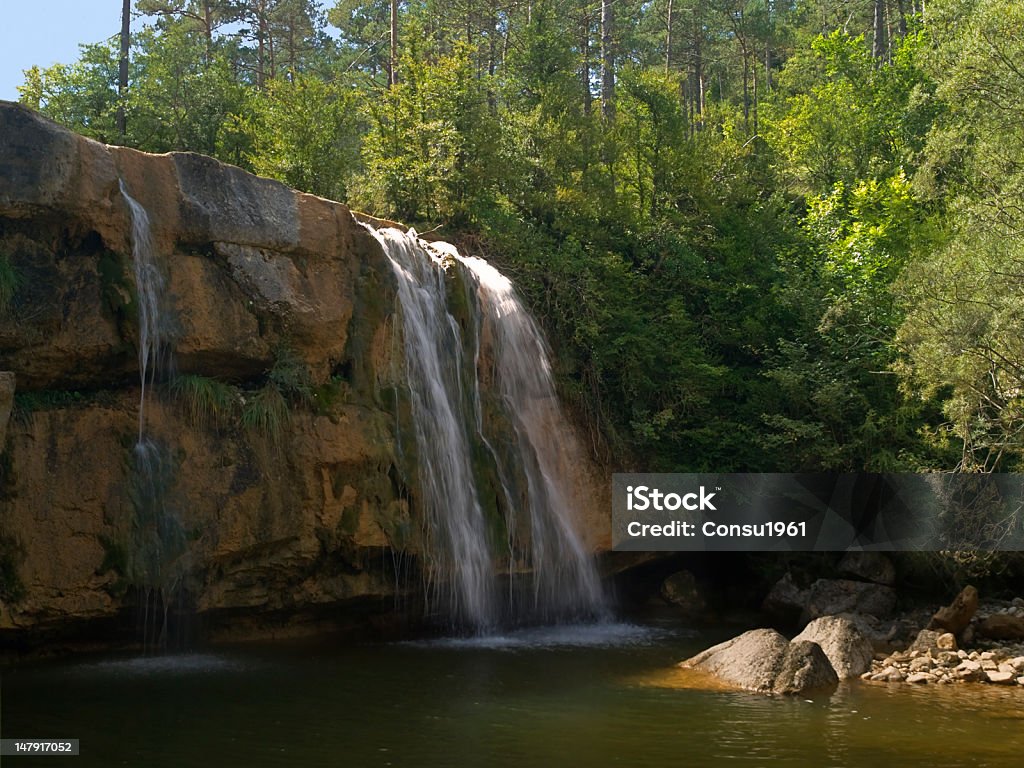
[
  {"x1": 679, "y1": 628, "x2": 839, "y2": 695},
  {"x1": 793, "y1": 615, "x2": 874, "y2": 678}
]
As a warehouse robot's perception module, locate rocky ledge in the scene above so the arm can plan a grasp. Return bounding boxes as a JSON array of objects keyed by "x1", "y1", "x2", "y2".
[{"x1": 0, "y1": 101, "x2": 611, "y2": 650}]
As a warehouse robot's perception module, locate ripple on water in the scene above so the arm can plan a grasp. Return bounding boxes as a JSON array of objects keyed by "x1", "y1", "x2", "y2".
[
  {"x1": 69, "y1": 653, "x2": 250, "y2": 678},
  {"x1": 405, "y1": 622, "x2": 688, "y2": 650}
]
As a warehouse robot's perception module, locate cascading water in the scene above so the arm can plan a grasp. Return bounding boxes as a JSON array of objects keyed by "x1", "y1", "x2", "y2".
[
  {"x1": 120, "y1": 179, "x2": 167, "y2": 442},
  {"x1": 368, "y1": 227, "x2": 499, "y2": 629},
  {"x1": 120, "y1": 181, "x2": 187, "y2": 649},
  {"x1": 365, "y1": 226, "x2": 606, "y2": 632},
  {"x1": 446, "y1": 246, "x2": 606, "y2": 622}
]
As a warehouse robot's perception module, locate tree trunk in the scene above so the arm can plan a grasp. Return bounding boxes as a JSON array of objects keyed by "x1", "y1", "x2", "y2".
[
  {"x1": 600, "y1": 0, "x2": 615, "y2": 122},
  {"x1": 665, "y1": 0, "x2": 673, "y2": 75},
  {"x1": 896, "y1": 0, "x2": 908, "y2": 38},
  {"x1": 389, "y1": 0, "x2": 398, "y2": 87},
  {"x1": 872, "y1": 0, "x2": 887, "y2": 61},
  {"x1": 582, "y1": 11, "x2": 592, "y2": 116},
  {"x1": 118, "y1": 0, "x2": 130, "y2": 138}
]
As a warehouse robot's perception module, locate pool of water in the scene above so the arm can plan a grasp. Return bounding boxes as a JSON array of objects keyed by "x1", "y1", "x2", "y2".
[{"x1": 3, "y1": 619, "x2": 1023, "y2": 767}]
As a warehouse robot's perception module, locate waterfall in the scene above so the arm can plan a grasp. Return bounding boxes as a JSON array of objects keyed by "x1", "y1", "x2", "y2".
[
  {"x1": 365, "y1": 226, "x2": 606, "y2": 631},
  {"x1": 120, "y1": 179, "x2": 169, "y2": 442},
  {"x1": 120, "y1": 181, "x2": 186, "y2": 649}
]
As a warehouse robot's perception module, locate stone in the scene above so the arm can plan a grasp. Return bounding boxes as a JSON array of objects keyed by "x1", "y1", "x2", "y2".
[
  {"x1": 909, "y1": 629, "x2": 943, "y2": 652},
  {"x1": 660, "y1": 570, "x2": 706, "y2": 617},
  {"x1": 906, "y1": 672, "x2": 935, "y2": 684},
  {"x1": 936, "y1": 632, "x2": 957, "y2": 651},
  {"x1": 803, "y1": 579, "x2": 898, "y2": 621},
  {"x1": 837, "y1": 551, "x2": 896, "y2": 586},
  {"x1": 909, "y1": 657, "x2": 932, "y2": 673},
  {"x1": 793, "y1": 615, "x2": 875, "y2": 679},
  {"x1": 928, "y1": 585, "x2": 979, "y2": 636},
  {"x1": 679, "y1": 629, "x2": 839, "y2": 695},
  {"x1": 986, "y1": 671, "x2": 1016, "y2": 684},
  {"x1": 977, "y1": 613, "x2": 1024, "y2": 641},
  {"x1": 773, "y1": 640, "x2": 841, "y2": 695},
  {"x1": 761, "y1": 573, "x2": 808, "y2": 625}
]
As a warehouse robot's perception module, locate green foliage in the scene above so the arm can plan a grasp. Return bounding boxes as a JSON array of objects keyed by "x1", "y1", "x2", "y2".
[
  {"x1": 241, "y1": 383, "x2": 291, "y2": 442},
  {"x1": 243, "y1": 73, "x2": 361, "y2": 200},
  {"x1": 18, "y1": 39, "x2": 121, "y2": 143},
  {"x1": 268, "y1": 347, "x2": 315, "y2": 406},
  {"x1": 13, "y1": 390, "x2": 90, "y2": 423},
  {"x1": 0, "y1": 251, "x2": 21, "y2": 314},
  {"x1": 169, "y1": 374, "x2": 238, "y2": 429},
  {"x1": 13, "y1": 0, "x2": 1008, "y2": 480}
]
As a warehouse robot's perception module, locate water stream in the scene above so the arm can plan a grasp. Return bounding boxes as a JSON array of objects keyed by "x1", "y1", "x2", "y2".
[
  {"x1": 364, "y1": 226, "x2": 605, "y2": 631},
  {"x1": 119, "y1": 181, "x2": 186, "y2": 648}
]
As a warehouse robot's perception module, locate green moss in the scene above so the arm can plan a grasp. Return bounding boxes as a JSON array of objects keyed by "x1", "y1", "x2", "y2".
[
  {"x1": 97, "y1": 249, "x2": 138, "y2": 336},
  {"x1": 13, "y1": 390, "x2": 87, "y2": 424},
  {"x1": 0, "y1": 251, "x2": 21, "y2": 315}
]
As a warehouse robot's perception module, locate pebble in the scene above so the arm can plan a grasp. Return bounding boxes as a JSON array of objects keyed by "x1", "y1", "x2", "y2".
[
  {"x1": 859, "y1": 597, "x2": 1024, "y2": 687},
  {"x1": 986, "y1": 671, "x2": 1016, "y2": 684}
]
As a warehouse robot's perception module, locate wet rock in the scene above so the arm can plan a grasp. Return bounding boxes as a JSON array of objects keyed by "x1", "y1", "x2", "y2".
[
  {"x1": 906, "y1": 672, "x2": 935, "y2": 684},
  {"x1": 837, "y1": 551, "x2": 896, "y2": 586},
  {"x1": 773, "y1": 640, "x2": 840, "y2": 695},
  {"x1": 660, "y1": 570, "x2": 706, "y2": 617},
  {"x1": 793, "y1": 615, "x2": 874, "y2": 678},
  {"x1": 928, "y1": 585, "x2": 979, "y2": 636},
  {"x1": 977, "y1": 613, "x2": 1024, "y2": 641},
  {"x1": 679, "y1": 628, "x2": 838, "y2": 695}
]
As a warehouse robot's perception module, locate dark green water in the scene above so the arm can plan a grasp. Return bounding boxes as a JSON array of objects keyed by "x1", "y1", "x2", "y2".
[{"x1": 3, "y1": 621, "x2": 1023, "y2": 768}]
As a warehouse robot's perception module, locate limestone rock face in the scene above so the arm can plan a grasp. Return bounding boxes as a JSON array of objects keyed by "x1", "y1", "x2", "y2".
[
  {"x1": 0, "y1": 102, "x2": 612, "y2": 647},
  {"x1": 680, "y1": 628, "x2": 839, "y2": 695},
  {"x1": 793, "y1": 615, "x2": 874, "y2": 678}
]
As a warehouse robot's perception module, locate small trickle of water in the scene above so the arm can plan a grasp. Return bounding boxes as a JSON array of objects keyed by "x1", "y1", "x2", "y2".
[
  {"x1": 120, "y1": 181, "x2": 186, "y2": 649},
  {"x1": 120, "y1": 179, "x2": 169, "y2": 441},
  {"x1": 364, "y1": 225, "x2": 607, "y2": 631}
]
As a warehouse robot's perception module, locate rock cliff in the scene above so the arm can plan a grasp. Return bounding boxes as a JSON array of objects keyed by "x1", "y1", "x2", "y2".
[{"x1": 0, "y1": 102, "x2": 610, "y2": 650}]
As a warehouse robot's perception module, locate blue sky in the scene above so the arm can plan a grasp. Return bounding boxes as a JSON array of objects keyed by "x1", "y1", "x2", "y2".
[{"x1": 0, "y1": 2, "x2": 130, "y2": 101}]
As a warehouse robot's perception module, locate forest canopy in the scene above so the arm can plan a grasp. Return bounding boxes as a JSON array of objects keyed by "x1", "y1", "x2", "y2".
[{"x1": 17, "y1": 0, "x2": 1024, "y2": 475}]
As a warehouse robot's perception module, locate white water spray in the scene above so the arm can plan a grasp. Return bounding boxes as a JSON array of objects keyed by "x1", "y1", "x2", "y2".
[{"x1": 365, "y1": 226, "x2": 606, "y2": 631}]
